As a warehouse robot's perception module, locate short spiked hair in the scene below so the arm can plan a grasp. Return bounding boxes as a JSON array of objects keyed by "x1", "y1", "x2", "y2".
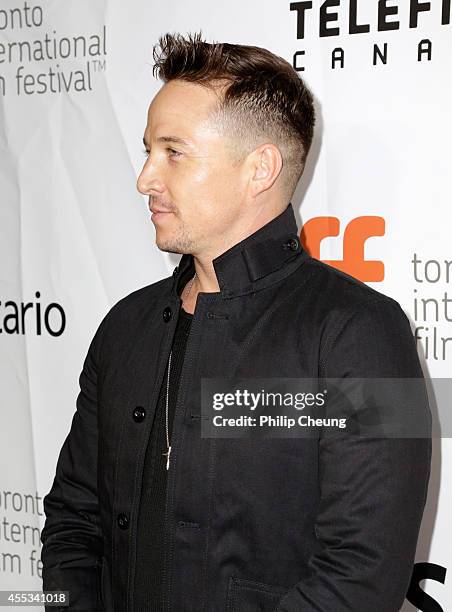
[{"x1": 152, "y1": 31, "x2": 316, "y2": 201}]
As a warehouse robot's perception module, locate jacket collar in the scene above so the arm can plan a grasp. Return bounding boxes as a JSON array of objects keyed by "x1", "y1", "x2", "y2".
[{"x1": 171, "y1": 201, "x2": 307, "y2": 298}]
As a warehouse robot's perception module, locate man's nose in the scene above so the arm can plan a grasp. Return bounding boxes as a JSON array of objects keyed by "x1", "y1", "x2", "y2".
[{"x1": 136, "y1": 157, "x2": 165, "y2": 195}]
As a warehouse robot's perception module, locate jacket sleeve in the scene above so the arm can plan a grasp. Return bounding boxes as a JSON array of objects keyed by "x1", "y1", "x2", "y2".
[
  {"x1": 276, "y1": 298, "x2": 432, "y2": 612},
  {"x1": 40, "y1": 314, "x2": 110, "y2": 612}
]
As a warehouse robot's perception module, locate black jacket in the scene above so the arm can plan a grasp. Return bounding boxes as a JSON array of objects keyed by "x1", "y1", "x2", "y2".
[{"x1": 41, "y1": 202, "x2": 431, "y2": 611}]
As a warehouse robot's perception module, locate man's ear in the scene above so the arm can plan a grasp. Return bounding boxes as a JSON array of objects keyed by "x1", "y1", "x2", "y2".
[{"x1": 249, "y1": 143, "x2": 283, "y2": 197}]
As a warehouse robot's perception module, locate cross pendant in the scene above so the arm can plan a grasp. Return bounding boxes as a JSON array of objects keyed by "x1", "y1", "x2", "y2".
[{"x1": 162, "y1": 445, "x2": 171, "y2": 470}]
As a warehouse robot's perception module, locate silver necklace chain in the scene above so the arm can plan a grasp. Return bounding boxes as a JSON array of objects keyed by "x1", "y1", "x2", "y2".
[{"x1": 163, "y1": 272, "x2": 196, "y2": 470}]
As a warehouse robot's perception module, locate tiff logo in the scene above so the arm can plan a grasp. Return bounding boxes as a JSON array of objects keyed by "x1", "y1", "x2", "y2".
[{"x1": 300, "y1": 216, "x2": 385, "y2": 282}]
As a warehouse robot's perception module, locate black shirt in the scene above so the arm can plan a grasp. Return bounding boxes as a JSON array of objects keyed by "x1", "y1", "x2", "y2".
[{"x1": 134, "y1": 305, "x2": 193, "y2": 611}]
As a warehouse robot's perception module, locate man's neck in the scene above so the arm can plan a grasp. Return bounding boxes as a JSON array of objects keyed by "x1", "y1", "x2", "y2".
[
  {"x1": 179, "y1": 256, "x2": 218, "y2": 315},
  {"x1": 180, "y1": 201, "x2": 291, "y2": 312},
  {"x1": 191, "y1": 256, "x2": 220, "y2": 294}
]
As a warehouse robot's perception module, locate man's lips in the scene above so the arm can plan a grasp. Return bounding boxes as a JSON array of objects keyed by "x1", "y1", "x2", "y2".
[{"x1": 150, "y1": 207, "x2": 174, "y2": 221}]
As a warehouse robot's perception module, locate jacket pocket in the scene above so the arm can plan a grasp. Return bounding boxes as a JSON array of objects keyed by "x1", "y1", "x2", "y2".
[{"x1": 226, "y1": 576, "x2": 288, "y2": 612}]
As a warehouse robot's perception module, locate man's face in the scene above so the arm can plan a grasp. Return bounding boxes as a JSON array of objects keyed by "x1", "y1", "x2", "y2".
[{"x1": 137, "y1": 79, "x2": 249, "y2": 257}]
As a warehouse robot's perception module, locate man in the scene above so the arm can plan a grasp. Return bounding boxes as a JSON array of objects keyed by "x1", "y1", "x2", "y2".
[{"x1": 41, "y1": 32, "x2": 431, "y2": 611}]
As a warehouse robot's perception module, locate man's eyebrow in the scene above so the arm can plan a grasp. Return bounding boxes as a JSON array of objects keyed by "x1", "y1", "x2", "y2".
[{"x1": 142, "y1": 135, "x2": 194, "y2": 148}]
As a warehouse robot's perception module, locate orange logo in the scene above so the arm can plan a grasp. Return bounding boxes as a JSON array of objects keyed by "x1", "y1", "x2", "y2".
[{"x1": 300, "y1": 216, "x2": 385, "y2": 282}]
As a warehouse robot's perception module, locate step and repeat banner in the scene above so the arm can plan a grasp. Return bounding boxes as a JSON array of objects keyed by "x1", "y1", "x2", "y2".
[{"x1": 0, "y1": 1, "x2": 450, "y2": 610}]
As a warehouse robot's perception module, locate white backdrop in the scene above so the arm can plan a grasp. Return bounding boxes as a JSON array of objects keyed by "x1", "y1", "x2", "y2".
[{"x1": 0, "y1": 1, "x2": 450, "y2": 610}]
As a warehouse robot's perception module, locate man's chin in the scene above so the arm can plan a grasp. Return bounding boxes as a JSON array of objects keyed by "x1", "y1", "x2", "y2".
[
  {"x1": 154, "y1": 226, "x2": 193, "y2": 255},
  {"x1": 155, "y1": 238, "x2": 187, "y2": 255}
]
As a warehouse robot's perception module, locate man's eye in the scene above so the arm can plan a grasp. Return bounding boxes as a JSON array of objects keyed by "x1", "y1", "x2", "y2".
[
  {"x1": 141, "y1": 147, "x2": 182, "y2": 159},
  {"x1": 167, "y1": 148, "x2": 182, "y2": 158}
]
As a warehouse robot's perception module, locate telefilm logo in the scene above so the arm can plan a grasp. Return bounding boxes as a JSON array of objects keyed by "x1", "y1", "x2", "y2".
[
  {"x1": 290, "y1": 0, "x2": 451, "y2": 70},
  {"x1": 0, "y1": 291, "x2": 66, "y2": 336}
]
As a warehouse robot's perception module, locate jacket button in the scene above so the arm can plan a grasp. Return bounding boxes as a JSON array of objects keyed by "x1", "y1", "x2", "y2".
[
  {"x1": 163, "y1": 306, "x2": 172, "y2": 322},
  {"x1": 284, "y1": 237, "x2": 299, "y2": 251},
  {"x1": 117, "y1": 513, "x2": 129, "y2": 530},
  {"x1": 132, "y1": 407, "x2": 146, "y2": 423}
]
